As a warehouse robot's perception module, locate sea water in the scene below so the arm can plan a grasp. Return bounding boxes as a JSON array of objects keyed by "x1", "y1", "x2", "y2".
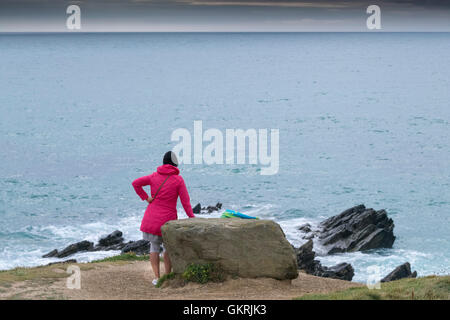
[{"x1": 0, "y1": 33, "x2": 449, "y2": 282}]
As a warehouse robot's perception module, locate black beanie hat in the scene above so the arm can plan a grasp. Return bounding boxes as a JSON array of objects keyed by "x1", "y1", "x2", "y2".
[{"x1": 163, "y1": 151, "x2": 178, "y2": 167}]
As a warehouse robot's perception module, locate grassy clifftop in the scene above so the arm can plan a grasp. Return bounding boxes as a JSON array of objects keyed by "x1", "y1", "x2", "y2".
[{"x1": 296, "y1": 275, "x2": 450, "y2": 300}]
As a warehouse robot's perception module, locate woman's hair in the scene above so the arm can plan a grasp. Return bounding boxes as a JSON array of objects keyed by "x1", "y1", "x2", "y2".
[{"x1": 163, "y1": 151, "x2": 179, "y2": 167}]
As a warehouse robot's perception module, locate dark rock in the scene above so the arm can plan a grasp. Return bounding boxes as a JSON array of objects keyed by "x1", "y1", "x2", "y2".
[
  {"x1": 98, "y1": 230, "x2": 124, "y2": 247},
  {"x1": 381, "y1": 262, "x2": 417, "y2": 282},
  {"x1": 295, "y1": 240, "x2": 354, "y2": 281},
  {"x1": 121, "y1": 240, "x2": 150, "y2": 255},
  {"x1": 314, "y1": 263, "x2": 354, "y2": 281},
  {"x1": 93, "y1": 242, "x2": 127, "y2": 251},
  {"x1": 194, "y1": 202, "x2": 223, "y2": 214},
  {"x1": 46, "y1": 259, "x2": 77, "y2": 266},
  {"x1": 43, "y1": 231, "x2": 126, "y2": 259},
  {"x1": 298, "y1": 223, "x2": 312, "y2": 233},
  {"x1": 295, "y1": 240, "x2": 317, "y2": 273},
  {"x1": 193, "y1": 203, "x2": 201, "y2": 214},
  {"x1": 56, "y1": 240, "x2": 94, "y2": 258},
  {"x1": 42, "y1": 249, "x2": 59, "y2": 258},
  {"x1": 317, "y1": 204, "x2": 395, "y2": 254}
]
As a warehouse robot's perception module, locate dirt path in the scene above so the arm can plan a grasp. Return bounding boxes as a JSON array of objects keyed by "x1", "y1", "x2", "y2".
[{"x1": 1, "y1": 261, "x2": 362, "y2": 300}]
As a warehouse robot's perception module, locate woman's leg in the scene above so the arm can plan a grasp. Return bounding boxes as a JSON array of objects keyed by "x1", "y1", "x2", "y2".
[
  {"x1": 163, "y1": 251, "x2": 172, "y2": 275},
  {"x1": 147, "y1": 234, "x2": 163, "y2": 280},
  {"x1": 150, "y1": 252, "x2": 160, "y2": 279}
]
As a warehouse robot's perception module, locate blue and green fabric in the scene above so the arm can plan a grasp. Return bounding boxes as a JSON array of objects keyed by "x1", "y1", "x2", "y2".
[{"x1": 221, "y1": 209, "x2": 259, "y2": 219}]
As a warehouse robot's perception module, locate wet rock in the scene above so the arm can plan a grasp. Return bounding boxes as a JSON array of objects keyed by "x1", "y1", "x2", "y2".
[
  {"x1": 315, "y1": 263, "x2": 354, "y2": 281},
  {"x1": 94, "y1": 230, "x2": 126, "y2": 251},
  {"x1": 381, "y1": 262, "x2": 417, "y2": 282},
  {"x1": 295, "y1": 239, "x2": 354, "y2": 281},
  {"x1": 43, "y1": 230, "x2": 127, "y2": 259},
  {"x1": 317, "y1": 204, "x2": 395, "y2": 254},
  {"x1": 94, "y1": 242, "x2": 127, "y2": 251},
  {"x1": 42, "y1": 249, "x2": 59, "y2": 258},
  {"x1": 56, "y1": 240, "x2": 94, "y2": 258},
  {"x1": 193, "y1": 203, "x2": 201, "y2": 214},
  {"x1": 98, "y1": 230, "x2": 124, "y2": 247},
  {"x1": 295, "y1": 240, "x2": 317, "y2": 273},
  {"x1": 298, "y1": 223, "x2": 312, "y2": 233},
  {"x1": 194, "y1": 202, "x2": 223, "y2": 214},
  {"x1": 121, "y1": 240, "x2": 150, "y2": 255}
]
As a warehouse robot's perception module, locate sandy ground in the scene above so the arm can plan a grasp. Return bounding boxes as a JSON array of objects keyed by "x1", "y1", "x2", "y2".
[{"x1": 0, "y1": 261, "x2": 362, "y2": 300}]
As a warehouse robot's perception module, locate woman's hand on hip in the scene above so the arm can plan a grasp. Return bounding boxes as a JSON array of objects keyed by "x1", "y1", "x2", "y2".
[{"x1": 146, "y1": 197, "x2": 153, "y2": 204}]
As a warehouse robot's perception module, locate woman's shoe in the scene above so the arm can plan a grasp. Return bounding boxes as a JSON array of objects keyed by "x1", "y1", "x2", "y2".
[{"x1": 152, "y1": 279, "x2": 159, "y2": 286}]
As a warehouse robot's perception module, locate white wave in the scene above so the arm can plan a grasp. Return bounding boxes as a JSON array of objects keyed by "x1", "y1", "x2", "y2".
[{"x1": 277, "y1": 217, "x2": 321, "y2": 248}]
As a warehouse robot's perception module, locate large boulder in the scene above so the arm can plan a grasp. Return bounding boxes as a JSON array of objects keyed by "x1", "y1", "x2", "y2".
[
  {"x1": 298, "y1": 205, "x2": 395, "y2": 254},
  {"x1": 161, "y1": 218, "x2": 298, "y2": 280},
  {"x1": 381, "y1": 262, "x2": 417, "y2": 282}
]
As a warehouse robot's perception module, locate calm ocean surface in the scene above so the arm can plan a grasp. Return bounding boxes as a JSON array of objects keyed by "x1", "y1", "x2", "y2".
[{"x1": 0, "y1": 33, "x2": 449, "y2": 282}]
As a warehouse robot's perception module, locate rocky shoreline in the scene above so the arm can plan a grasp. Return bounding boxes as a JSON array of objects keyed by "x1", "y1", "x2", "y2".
[
  {"x1": 41, "y1": 204, "x2": 417, "y2": 283},
  {"x1": 42, "y1": 230, "x2": 151, "y2": 260}
]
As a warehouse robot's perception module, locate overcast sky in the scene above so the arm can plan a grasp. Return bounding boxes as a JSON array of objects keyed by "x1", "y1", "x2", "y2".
[{"x1": 1, "y1": 0, "x2": 449, "y2": 32}]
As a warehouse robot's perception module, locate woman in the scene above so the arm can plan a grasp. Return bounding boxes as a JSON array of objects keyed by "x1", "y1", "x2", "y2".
[{"x1": 132, "y1": 151, "x2": 195, "y2": 285}]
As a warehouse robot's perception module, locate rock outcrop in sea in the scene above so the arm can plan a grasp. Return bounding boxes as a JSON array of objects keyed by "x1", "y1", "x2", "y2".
[
  {"x1": 295, "y1": 240, "x2": 355, "y2": 281},
  {"x1": 42, "y1": 230, "x2": 149, "y2": 258},
  {"x1": 42, "y1": 240, "x2": 94, "y2": 258},
  {"x1": 162, "y1": 218, "x2": 298, "y2": 280},
  {"x1": 381, "y1": 262, "x2": 417, "y2": 282},
  {"x1": 121, "y1": 240, "x2": 150, "y2": 255},
  {"x1": 192, "y1": 202, "x2": 223, "y2": 214},
  {"x1": 298, "y1": 204, "x2": 395, "y2": 254}
]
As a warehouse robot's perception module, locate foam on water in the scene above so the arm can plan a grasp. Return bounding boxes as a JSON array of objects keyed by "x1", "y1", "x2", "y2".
[{"x1": 0, "y1": 213, "x2": 144, "y2": 270}]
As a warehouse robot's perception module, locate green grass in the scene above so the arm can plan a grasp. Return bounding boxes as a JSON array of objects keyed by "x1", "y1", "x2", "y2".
[
  {"x1": 295, "y1": 275, "x2": 450, "y2": 300},
  {"x1": 156, "y1": 263, "x2": 226, "y2": 288},
  {"x1": 182, "y1": 263, "x2": 225, "y2": 284},
  {"x1": 156, "y1": 272, "x2": 176, "y2": 288}
]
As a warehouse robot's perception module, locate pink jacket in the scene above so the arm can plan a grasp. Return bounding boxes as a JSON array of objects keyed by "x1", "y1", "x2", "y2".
[{"x1": 132, "y1": 164, "x2": 195, "y2": 236}]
